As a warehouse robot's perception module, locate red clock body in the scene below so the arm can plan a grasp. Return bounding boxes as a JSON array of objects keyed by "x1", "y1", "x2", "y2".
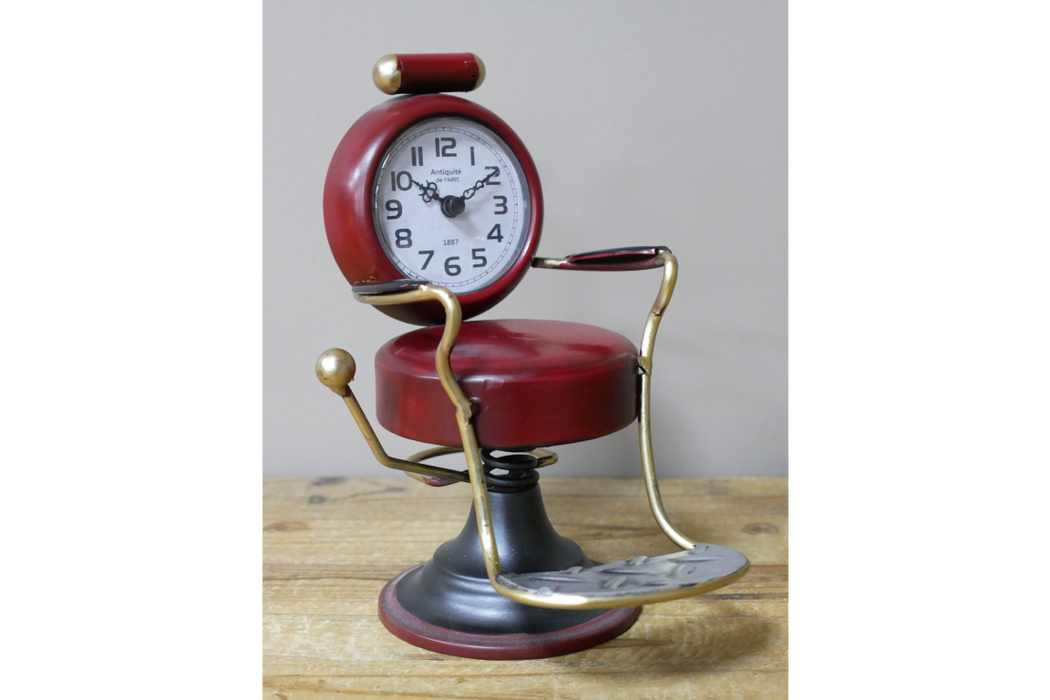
[{"x1": 323, "y1": 94, "x2": 543, "y2": 326}]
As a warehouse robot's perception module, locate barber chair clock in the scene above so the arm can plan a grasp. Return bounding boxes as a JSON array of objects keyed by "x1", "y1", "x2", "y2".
[{"x1": 316, "y1": 53, "x2": 749, "y2": 659}]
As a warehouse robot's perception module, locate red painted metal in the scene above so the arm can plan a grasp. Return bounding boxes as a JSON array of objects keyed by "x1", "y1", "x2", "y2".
[
  {"x1": 393, "y1": 53, "x2": 483, "y2": 94},
  {"x1": 379, "y1": 568, "x2": 641, "y2": 660},
  {"x1": 323, "y1": 94, "x2": 543, "y2": 326},
  {"x1": 561, "y1": 245, "x2": 672, "y2": 271},
  {"x1": 375, "y1": 320, "x2": 640, "y2": 449}
]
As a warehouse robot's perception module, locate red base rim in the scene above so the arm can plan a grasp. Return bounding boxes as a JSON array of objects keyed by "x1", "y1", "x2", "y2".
[{"x1": 378, "y1": 566, "x2": 642, "y2": 660}]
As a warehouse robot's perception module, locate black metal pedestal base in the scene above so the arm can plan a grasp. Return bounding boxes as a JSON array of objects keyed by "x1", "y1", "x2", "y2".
[
  {"x1": 379, "y1": 567, "x2": 640, "y2": 660},
  {"x1": 378, "y1": 474, "x2": 641, "y2": 659}
]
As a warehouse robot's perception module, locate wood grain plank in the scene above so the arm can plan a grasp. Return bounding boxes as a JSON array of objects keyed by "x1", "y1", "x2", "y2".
[{"x1": 264, "y1": 477, "x2": 787, "y2": 699}]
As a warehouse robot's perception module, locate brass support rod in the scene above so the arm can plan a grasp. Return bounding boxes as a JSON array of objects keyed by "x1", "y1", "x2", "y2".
[
  {"x1": 358, "y1": 285, "x2": 506, "y2": 584},
  {"x1": 637, "y1": 251, "x2": 696, "y2": 550},
  {"x1": 533, "y1": 249, "x2": 697, "y2": 551}
]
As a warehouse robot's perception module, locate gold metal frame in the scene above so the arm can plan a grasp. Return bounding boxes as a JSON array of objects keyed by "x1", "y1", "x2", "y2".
[
  {"x1": 317, "y1": 252, "x2": 748, "y2": 609},
  {"x1": 533, "y1": 250, "x2": 695, "y2": 549}
]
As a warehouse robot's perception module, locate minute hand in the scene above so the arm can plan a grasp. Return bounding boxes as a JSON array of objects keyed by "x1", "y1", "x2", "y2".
[{"x1": 461, "y1": 167, "x2": 500, "y2": 200}]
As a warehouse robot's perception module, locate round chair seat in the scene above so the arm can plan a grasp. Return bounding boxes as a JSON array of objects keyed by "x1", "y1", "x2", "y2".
[{"x1": 375, "y1": 319, "x2": 640, "y2": 449}]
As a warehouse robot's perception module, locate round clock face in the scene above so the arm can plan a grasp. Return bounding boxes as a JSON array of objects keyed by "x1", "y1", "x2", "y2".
[{"x1": 372, "y1": 117, "x2": 532, "y2": 294}]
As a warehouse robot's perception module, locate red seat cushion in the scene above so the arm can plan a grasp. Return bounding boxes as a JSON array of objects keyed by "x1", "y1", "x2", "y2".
[{"x1": 375, "y1": 320, "x2": 640, "y2": 449}]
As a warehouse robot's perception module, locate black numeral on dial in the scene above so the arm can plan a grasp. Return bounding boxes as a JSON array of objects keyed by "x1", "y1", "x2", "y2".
[
  {"x1": 484, "y1": 166, "x2": 500, "y2": 185},
  {"x1": 471, "y1": 248, "x2": 487, "y2": 268},
  {"x1": 410, "y1": 146, "x2": 424, "y2": 166},
  {"x1": 444, "y1": 256, "x2": 461, "y2": 276},
  {"x1": 435, "y1": 137, "x2": 457, "y2": 158},
  {"x1": 385, "y1": 200, "x2": 402, "y2": 219},
  {"x1": 395, "y1": 229, "x2": 412, "y2": 248},
  {"x1": 487, "y1": 224, "x2": 503, "y2": 243},
  {"x1": 418, "y1": 250, "x2": 435, "y2": 270},
  {"x1": 493, "y1": 196, "x2": 507, "y2": 215},
  {"x1": 391, "y1": 171, "x2": 413, "y2": 191}
]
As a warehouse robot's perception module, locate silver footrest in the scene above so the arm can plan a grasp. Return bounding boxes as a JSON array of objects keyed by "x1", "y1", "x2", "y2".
[{"x1": 496, "y1": 543, "x2": 750, "y2": 609}]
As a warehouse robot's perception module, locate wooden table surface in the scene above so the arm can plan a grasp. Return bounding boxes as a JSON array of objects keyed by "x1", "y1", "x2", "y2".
[{"x1": 264, "y1": 477, "x2": 787, "y2": 699}]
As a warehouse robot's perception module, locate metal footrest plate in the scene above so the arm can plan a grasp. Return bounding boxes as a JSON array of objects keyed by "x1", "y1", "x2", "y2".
[{"x1": 496, "y1": 543, "x2": 749, "y2": 609}]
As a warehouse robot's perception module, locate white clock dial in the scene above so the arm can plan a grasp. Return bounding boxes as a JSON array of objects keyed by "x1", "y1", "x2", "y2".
[{"x1": 372, "y1": 117, "x2": 531, "y2": 294}]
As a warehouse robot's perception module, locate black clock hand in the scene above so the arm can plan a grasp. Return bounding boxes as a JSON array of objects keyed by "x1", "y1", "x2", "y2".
[
  {"x1": 408, "y1": 175, "x2": 466, "y2": 218},
  {"x1": 410, "y1": 176, "x2": 441, "y2": 203},
  {"x1": 409, "y1": 169, "x2": 498, "y2": 219},
  {"x1": 461, "y1": 167, "x2": 500, "y2": 200}
]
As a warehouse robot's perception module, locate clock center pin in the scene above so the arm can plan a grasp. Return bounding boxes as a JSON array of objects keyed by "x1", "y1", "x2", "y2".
[{"x1": 440, "y1": 195, "x2": 466, "y2": 218}]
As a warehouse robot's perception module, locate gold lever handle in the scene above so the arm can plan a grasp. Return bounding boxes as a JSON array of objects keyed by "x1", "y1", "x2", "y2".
[{"x1": 316, "y1": 348, "x2": 469, "y2": 486}]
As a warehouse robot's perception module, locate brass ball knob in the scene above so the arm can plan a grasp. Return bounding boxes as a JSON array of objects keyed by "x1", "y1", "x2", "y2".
[
  {"x1": 316, "y1": 348, "x2": 356, "y2": 392},
  {"x1": 373, "y1": 54, "x2": 401, "y2": 94}
]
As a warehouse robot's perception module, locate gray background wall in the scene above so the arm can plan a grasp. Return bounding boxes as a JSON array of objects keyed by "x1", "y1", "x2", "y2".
[{"x1": 264, "y1": 0, "x2": 787, "y2": 478}]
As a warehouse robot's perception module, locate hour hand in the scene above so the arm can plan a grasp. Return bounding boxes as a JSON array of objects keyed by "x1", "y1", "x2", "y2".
[{"x1": 411, "y1": 177, "x2": 441, "y2": 203}]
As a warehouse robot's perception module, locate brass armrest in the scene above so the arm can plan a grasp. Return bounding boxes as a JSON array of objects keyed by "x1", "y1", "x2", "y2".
[{"x1": 533, "y1": 246, "x2": 694, "y2": 550}]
